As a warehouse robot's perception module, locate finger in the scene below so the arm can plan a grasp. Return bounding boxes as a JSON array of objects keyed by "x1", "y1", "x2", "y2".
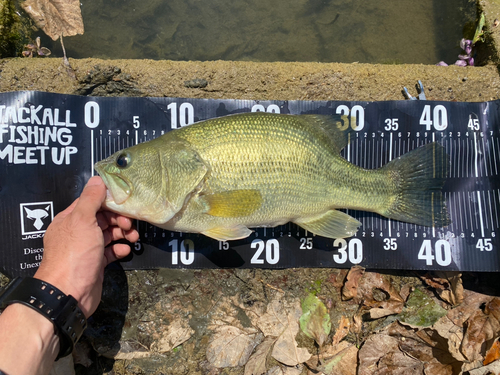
[
  {"x1": 99, "y1": 211, "x2": 135, "y2": 230},
  {"x1": 96, "y1": 212, "x2": 110, "y2": 231},
  {"x1": 104, "y1": 243, "x2": 132, "y2": 265},
  {"x1": 103, "y1": 226, "x2": 139, "y2": 246},
  {"x1": 74, "y1": 177, "x2": 106, "y2": 219}
]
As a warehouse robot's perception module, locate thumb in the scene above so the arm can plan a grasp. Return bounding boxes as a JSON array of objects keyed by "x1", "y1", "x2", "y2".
[{"x1": 75, "y1": 176, "x2": 107, "y2": 217}]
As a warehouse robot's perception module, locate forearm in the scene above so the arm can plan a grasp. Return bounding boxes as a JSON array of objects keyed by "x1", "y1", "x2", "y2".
[{"x1": 0, "y1": 303, "x2": 59, "y2": 375}]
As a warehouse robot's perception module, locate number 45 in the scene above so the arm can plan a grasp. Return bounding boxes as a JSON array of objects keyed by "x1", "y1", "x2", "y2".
[{"x1": 476, "y1": 238, "x2": 493, "y2": 251}]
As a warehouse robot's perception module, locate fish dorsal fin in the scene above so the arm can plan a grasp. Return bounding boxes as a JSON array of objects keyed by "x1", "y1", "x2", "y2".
[
  {"x1": 161, "y1": 140, "x2": 208, "y2": 213},
  {"x1": 298, "y1": 114, "x2": 356, "y2": 152},
  {"x1": 202, "y1": 225, "x2": 253, "y2": 241},
  {"x1": 294, "y1": 209, "x2": 361, "y2": 239},
  {"x1": 201, "y1": 189, "x2": 262, "y2": 218}
]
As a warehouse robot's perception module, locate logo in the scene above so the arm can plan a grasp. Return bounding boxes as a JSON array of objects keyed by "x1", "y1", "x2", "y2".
[{"x1": 20, "y1": 202, "x2": 54, "y2": 235}]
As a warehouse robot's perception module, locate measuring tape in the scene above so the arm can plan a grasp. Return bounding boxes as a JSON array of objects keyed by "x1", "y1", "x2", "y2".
[{"x1": 0, "y1": 91, "x2": 498, "y2": 276}]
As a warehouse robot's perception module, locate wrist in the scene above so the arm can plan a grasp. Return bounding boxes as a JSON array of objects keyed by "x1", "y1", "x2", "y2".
[
  {"x1": 0, "y1": 277, "x2": 87, "y2": 360},
  {"x1": 0, "y1": 303, "x2": 59, "y2": 374}
]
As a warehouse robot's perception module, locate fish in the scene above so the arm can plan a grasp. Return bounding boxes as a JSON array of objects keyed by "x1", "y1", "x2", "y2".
[{"x1": 94, "y1": 112, "x2": 450, "y2": 241}]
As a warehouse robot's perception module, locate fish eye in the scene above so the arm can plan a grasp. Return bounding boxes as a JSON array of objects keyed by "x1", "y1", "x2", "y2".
[{"x1": 116, "y1": 153, "x2": 130, "y2": 168}]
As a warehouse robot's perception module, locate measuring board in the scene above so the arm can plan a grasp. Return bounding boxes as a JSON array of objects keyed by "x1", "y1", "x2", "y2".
[{"x1": 0, "y1": 91, "x2": 499, "y2": 277}]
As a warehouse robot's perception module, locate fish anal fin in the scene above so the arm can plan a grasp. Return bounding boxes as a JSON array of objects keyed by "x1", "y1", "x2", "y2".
[
  {"x1": 294, "y1": 210, "x2": 361, "y2": 239},
  {"x1": 202, "y1": 225, "x2": 253, "y2": 241},
  {"x1": 203, "y1": 189, "x2": 262, "y2": 218}
]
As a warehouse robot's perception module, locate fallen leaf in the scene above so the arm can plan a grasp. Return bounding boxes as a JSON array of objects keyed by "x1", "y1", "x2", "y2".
[
  {"x1": 270, "y1": 299, "x2": 311, "y2": 366},
  {"x1": 461, "y1": 297, "x2": 500, "y2": 363},
  {"x1": 315, "y1": 342, "x2": 358, "y2": 375},
  {"x1": 447, "y1": 289, "x2": 494, "y2": 327},
  {"x1": 244, "y1": 336, "x2": 277, "y2": 375},
  {"x1": 352, "y1": 314, "x2": 362, "y2": 335},
  {"x1": 432, "y1": 315, "x2": 467, "y2": 363},
  {"x1": 331, "y1": 316, "x2": 350, "y2": 346},
  {"x1": 206, "y1": 325, "x2": 262, "y2": 368},
  {"x1": 358, "y1": 321, "x2": 462, "y2": 375},
  {"x1": 397, "y1": 288, "x2": 448, "y2": 328},
  {"x1": 266, "y1": 365, "x2": 302, "y2": 375},
  {"x1": 112, "y1": 341, "x2": 151, "y2": 360},
  {"x1": 256, "y1": 295, "x2": 295, "y2": 337},
  {"x1": 151, "y1": 318, "x2": 195, "y2": 353},
  {"x1": 468, "y1": 359, "x2": 500, "y2": 375},
  {"x1": 420, "y1": 272, "x2": 464, "y2": 306},
  {"x1": 299, "y1": 294, "x2": 331, "y2": 347},
  {"x1": 484, "y1": 339, "x2": 500, "y2": 365},
  {"x1": 272, "y1": 323, "x2": 311, "y2": 366},
  {"x1": 21, "y1": 0, "x2": 84, "y2": 40},
  {"x1": 341, "y1": 266, "x2": 364, "y2": 300},
  {"x1": 355, "y1": 272, "x2": 405, "y2": 318}
]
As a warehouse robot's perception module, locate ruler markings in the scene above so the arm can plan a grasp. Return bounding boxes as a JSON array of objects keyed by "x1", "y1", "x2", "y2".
[
  {"x1": 487, "y1": 191, "x2": 494, "y2": 231},
  {"x1": 493, "y1": 137, "x2": 499, "y2": 175},
  {"x1": 84, "y1": 100, "x2": 500, "y2": 272},
  {"x1": 477, "y1": 191, "x2": 485, "y2": 237},
  {"x1": 493, "y1": 189, "x2": 500, "y2": 229}
]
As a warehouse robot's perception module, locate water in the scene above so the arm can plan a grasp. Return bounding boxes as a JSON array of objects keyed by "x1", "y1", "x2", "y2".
[{"x1": 43, "y1": 0, "x2": 476, "y2": 64}]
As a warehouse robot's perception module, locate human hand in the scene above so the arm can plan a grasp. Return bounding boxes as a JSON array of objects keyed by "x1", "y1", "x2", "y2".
[{"x1": 34, "y1": 176, "x2": 139, "y2": 318}]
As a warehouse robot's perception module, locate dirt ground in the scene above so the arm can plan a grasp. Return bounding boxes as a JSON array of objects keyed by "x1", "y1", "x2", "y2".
[{"x1": 2, "y1": 2, "x2": 500, "y2": 374}]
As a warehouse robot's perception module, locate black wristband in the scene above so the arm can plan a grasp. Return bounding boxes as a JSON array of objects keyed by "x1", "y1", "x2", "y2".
[{"x1": 0, "y1": 277, "x2": 87, "y2": 360}]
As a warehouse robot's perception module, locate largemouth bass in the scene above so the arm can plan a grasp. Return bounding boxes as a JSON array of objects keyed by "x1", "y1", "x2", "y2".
[{"x1": 95, "y1": 113, "x2": 450, "y2": 241}]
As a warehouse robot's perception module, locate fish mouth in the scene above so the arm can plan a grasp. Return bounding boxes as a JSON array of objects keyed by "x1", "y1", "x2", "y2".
[{"x1": 95, "y1": 163, "x2": 132, "y2": 205}]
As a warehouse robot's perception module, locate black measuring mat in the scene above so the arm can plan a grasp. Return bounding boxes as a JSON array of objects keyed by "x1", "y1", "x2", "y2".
[{"x1": 0, "y1": 91, "x2": 498, "y2": 276}]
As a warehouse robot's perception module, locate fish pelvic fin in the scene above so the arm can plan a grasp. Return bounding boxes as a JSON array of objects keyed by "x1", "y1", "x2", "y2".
[
  {"x1": 201, "y1": 189, "x2": 262, "y2": 218},
  {"x1": 380, "y1": 142, "x2": 450, "y2": 227},
  {"x1": 202, "y1": 225, "x2": 253, "y2": 241},
  {"x1": 294, "y1": 210, "x2": 361, "y2": 239}
]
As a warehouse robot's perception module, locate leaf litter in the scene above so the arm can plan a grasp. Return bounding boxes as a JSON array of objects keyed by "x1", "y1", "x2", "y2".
[
  {"x1": 199, "y1": 269, "x2": 500, "y2": 375},
  {"x1": 74, "y1": 267, "x2": 499, "y2": 374}
]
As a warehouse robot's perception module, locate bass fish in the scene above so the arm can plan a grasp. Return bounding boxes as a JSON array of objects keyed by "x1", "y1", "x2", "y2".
[{"x1": 95, "y1": 113, "x2": 449, "y2": 241}]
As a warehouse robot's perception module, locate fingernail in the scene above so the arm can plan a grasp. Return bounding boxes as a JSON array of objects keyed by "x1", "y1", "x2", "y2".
[{"x1": 86, "y1": 176, "x2": 103, "y2": 187}]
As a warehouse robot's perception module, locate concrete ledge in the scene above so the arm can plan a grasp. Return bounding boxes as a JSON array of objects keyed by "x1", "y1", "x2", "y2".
[{"x1": 0, "y1": 58, "x2": 499, "y2": 102}]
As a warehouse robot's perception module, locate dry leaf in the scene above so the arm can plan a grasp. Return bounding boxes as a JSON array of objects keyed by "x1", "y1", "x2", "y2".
[
  {"x1": 249, "y1": 294, "x2": 311, "y2": 367},
  {"x1": 21, "y1": 0, "x2": 84, "y2": 40},
  {"x1": 358, "y1": 321, "x2": 462, "y2": 375},
  {"x1": 206, "y1": 326, "x2": 261, "y2": 368},
  {"x1": 256, "y1": 296, "x2": 294, "y2": 337},
  {"x1": 331, "y1": 316, "x2": 350, "y2": 346},
  {"x1": 244, "y1": 336, "x2": 277, "y2": 375},
  {"x1": 432, "y1": 315, "x2": 467, "y2": 363},
  {"x1": 316, "y1": 342, "x2": 358, "y2": 375},
  {"x1": 468, "y1": 359, "x2": 500, "y2": 375},
  {"x1": 420, "y1": 272, "x2": 464, "y2": 306},
  {"x1": 112, "y1": 341, "x2": 151, "y2": 360},
  {"x1": 266, "y1": 365, "x2": 302, "y2": 375},
  {"x1": 272, "y1": 320, "x2": 312, "y2": 366},
  {"x1": 484, "y1": 339, "x2": 500, "y2": 365},
  {"x1": 352, "y1": 314, "x2": 362, "y2": 335},
  {"x1": 151, "y1": 318, "x2": 195, "y2": 353},
  {"x1": 341, "y1": 266, "x2": 364, "y2": 300},
  {"x1": 355, "y1": 272, "x2": 405, "y2": 318},
  {"x1": 461, "y1": 298, "x2": 500, "y2": 363}
]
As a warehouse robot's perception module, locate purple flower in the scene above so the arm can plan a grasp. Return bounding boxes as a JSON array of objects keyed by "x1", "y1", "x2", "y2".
[
  {"x1": 454, "y1": 59, "x2": 467, "y2": 67},
  {"x1": 460, "y1": 39, "x2": 472, "y2": 55}
]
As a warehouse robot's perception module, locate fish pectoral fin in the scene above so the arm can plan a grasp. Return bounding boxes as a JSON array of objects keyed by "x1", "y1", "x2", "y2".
[
  {"x1": 201, "y1": 190, "x2": 262, "y2": 218},
  {"x1": 202, "y1": 225, "x2": 253, "y2": 241},
  {"x1": 294, "y1": 210, "x2": 361, "y2": 239}
]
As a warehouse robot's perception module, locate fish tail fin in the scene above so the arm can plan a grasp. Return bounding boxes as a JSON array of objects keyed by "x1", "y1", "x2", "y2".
[{"x1": 380, "y1": 142, "x2": 450, "y2": 227}]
